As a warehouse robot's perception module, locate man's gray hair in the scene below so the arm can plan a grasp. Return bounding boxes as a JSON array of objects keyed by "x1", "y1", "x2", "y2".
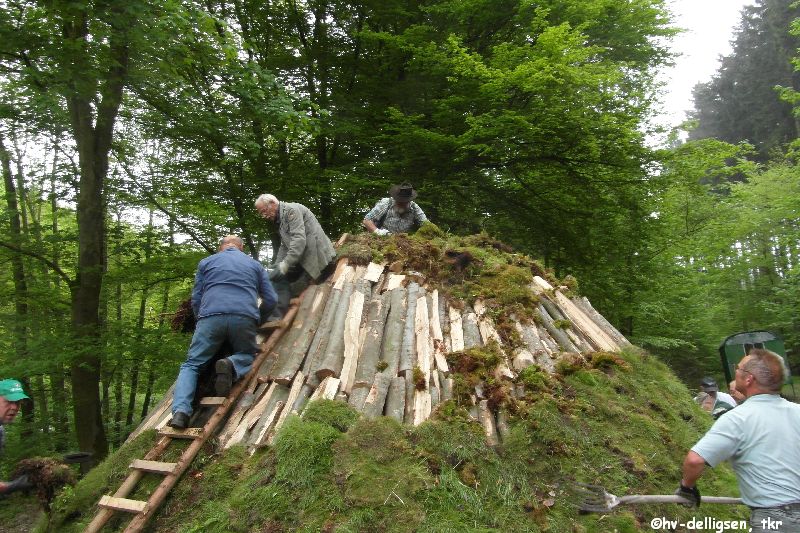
[
  {"x1": 220, "y1": 235, "x2": 243, "y2": 249},
  {"x1": 255, "y1": 194, "x2": 278, "y2": 207},
  {"x1": 743, "y1": 349, "x2": 787, "y2": 393}
]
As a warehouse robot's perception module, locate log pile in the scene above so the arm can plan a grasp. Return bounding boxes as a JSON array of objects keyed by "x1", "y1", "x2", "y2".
[{"x1": 133, "y1": 245, "x2": 630, "y2": 451}]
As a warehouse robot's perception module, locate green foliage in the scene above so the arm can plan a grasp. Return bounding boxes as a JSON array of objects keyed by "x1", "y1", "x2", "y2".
[
  {"x1": 301, "y1": 399, "x2": 360, "y2": 433},
  {"x1": 271, "y1": 416, "x2": 343, "y2": 490}
]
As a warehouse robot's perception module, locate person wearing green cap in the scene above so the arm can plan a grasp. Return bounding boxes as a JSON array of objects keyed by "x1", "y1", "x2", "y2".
[{"x1": 0, "y1": 378, "x2": 33, "y2": 495}]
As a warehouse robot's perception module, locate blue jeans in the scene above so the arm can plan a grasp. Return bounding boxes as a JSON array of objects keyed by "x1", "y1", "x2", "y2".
[{"x1": 172, "y1": 314, "x2": 258, "y2": 416}]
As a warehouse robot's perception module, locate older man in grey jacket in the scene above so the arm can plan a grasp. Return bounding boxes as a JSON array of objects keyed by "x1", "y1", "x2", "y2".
[{"x1": 255, "y1": 194, "x2": 336, "y2": 319}]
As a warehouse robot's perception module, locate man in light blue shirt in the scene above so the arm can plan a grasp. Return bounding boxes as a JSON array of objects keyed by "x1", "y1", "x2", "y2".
[
  {"x1": 677, "y1": 349, "x2": 800, "y2": 533},
  {"x1": 169, "y1": 236, "x2": 277, "y2": 430}
]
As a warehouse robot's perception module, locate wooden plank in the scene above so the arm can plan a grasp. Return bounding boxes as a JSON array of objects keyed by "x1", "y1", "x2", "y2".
[
  {"x1": 98, "y1": 496, "x2": 148, "y2": 514},
  {"x1": 353, "y1": 292, "x2": 390, "y2": 388},
  {"x1": 414, "y1": 295, "x2": 432, "y2": 386},
  {"x1": 573, "y1": 296, "x2": 631, "y2": 347},
  {"x1": 242, "y1": 384, "x2": 290, "y2": 448},
  {"x1": 554, "y1": 291, "x2": 619, "y2": 352},
  {"x1": 307, "y1": 376, "x2": 341, "y2": 404},
  {"x1": 224, "y1": 382, "x2": 280, "y2": 449},
  {"x1": 268, "y1": 371, "x2": 305, "y2": 443},
  {"x1": 249, "y1": 401, "x2": 285, "y2": 454},
  {"x1": 448, "y1": 305, "x2": 464, "y2": 352},
  {"x1": 532, "y1": 275, "x2": 554, "y2": 292},
  {"x1": 478, "y1": 400, "x2": 499, "y2": 446},
  {"x1": 334, "y1": 265, "x2": 355, "y2": 290},
  {"x1": 157, "y1": 427, "x2": 203, "y2": 439},
  {"x1": 384, "y1": 376, "x2": 406, "y2": 422},
  {"x1": 340, "y1": 291, "x2": 366, "y2": 393},
  {"x1": 385, "y1": 273, "x2": 405, "y2": 291},
  {"x1": 361, "y1": 373, "x2": 392, "y2": 419},
  {"x1": 364, "y1": 262, "x2": 385, "y2": 283},
  {"x1": 129, "y1": 460, "x2": 177, "y2": 475},
  {"x1": 380, "y1": 287, "x2": 406, "y2": 377},
  {"x1": 461, "y1": 308, "x2": 482, "y2": 349},
  {"x1": 199, "y1": 396, "x2": 227, "y2": 406},
  {"x1": 398, "y1": 282, "x2": 419, "y2": 372},
  {"x1": 412, "y1": 390, "x2": 431, "y2": 426},
  {"x1": 316, "y1": 281, "x2": 356, "y2": 379}
]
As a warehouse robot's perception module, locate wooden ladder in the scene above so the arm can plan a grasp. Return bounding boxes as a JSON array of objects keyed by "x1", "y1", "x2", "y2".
[{"x1": 84, "y1": 301, "x2": 301, "y2": 533}]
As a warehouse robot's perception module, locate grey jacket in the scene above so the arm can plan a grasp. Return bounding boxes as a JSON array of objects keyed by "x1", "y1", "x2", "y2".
[{"x1": 276, "y1": 201, "x2": 336, "y2": 279}]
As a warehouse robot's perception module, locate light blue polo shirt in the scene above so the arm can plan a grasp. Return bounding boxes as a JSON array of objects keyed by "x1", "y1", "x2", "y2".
[{"x1": 692, "y1": 394, "x2": 800, "y2": 508}]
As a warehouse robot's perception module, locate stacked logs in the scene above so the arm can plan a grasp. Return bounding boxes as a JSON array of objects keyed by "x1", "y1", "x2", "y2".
[{"x1": 132, "y1": 257, "x2": 629, "y2": 451}]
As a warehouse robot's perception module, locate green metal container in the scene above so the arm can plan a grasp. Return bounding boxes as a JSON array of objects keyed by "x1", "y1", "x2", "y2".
[{"x1": 718, "y1": 330, "x2": 789, "y2": 385}]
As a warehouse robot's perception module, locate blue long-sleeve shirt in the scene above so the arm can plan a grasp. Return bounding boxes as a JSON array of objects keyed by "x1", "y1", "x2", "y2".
[{"x1": 191, "y1": 247, "x2": 277, "y2": 320}]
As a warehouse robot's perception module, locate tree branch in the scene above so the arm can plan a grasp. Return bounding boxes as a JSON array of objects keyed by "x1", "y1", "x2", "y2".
[{"x1": 0, "y1": 241, "x2": 74, "y2": 285}]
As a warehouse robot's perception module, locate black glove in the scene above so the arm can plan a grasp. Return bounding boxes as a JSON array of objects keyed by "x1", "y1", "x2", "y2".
[
  {"x1": 4, "y1": 475, "x2": 33, "y2": 494},
  {"x1": 675, "y1": 483, "x2": 700, "y2": 507}
]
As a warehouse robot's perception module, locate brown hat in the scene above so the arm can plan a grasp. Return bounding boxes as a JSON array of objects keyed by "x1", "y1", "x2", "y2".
[{"x1": 389, "y1": 183, "x2": 417, "y2": 202}]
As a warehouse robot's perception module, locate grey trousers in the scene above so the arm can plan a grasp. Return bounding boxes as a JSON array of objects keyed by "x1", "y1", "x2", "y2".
[{"x1": 751, "y1": 504, "x2": 800, "y2": 533}]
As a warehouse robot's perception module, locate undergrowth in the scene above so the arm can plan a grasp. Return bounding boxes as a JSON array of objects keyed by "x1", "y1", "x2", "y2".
[{"x1": 39, "y1": 348, "x2": 746, "y2": 533}]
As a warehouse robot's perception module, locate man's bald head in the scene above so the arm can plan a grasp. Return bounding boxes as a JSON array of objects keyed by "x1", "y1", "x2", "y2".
[{"x1": 219, "y1": 235, "x2": 244, "y2": 252}]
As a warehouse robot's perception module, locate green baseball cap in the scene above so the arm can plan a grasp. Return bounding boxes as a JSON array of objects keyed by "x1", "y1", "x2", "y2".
[{"x1": 0, "y1": 379, "x2": 30, "y2": 401}]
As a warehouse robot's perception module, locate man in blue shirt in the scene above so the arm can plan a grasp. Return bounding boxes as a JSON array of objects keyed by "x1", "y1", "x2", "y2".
[
  {"x1": 677, "y1": 349, "x2": 800, "y2": 533},
  {"x1": 169, "y1": 236, "x2": 277, "y2": 429}
]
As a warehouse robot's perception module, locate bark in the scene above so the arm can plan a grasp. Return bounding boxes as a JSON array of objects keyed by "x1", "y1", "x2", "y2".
[
  {"x1": 448, "y1": 305, "x2": 464, "y2": 352},
  {"x1": 398, "y1": 282, "x2": 419, "y2": 372},
  {"x1": 353, "y1": 291, "x2": 390, "y2": 388},
  {"x1": 461, "y1": 308, "x2": 482, "y2": 349},
  {"x1": 414, "y1": 294, "x2": 433, "y2": 386},
  {"x1": 478, "y1": 400, "x2": 499, "y2": 446},
  {"x1": 0, "y1": 134, "x2": 33, "y2": 428},
  {"x1": 304, "y1": 282, "x2": 346, "y2": 378},
  {"x1": 380, "y1": 288, "x2": 406, "y2": 377},
  {"x1": 340, "y1": 289, "x2": 366, "y2": 393},
  {"x1": 316, "y1": 281, "x2": 355, "y2": 379},
  {"x1": 361, "y1": 373, "x2": 392, "y2": 418},
  {"x1": 384, "y1": 376, "x2": 406, "y2": 422},
  {"x1": 347, "y1": 386, "x2": 369, "y2": 412},
  {"x1": 571, "y1": 296, "x2": 631, "y2": 348},
  {"x1": 270, "y1": 284, "x2": 324, "y2": 383},
  {"x1": 65, "y1": 1, "x2": 132, "y2": 459},
  {"x1": 537, "y1": 303, "x2": 578, "y2": 352}
]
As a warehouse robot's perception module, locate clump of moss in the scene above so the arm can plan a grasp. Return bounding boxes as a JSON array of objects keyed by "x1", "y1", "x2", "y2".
[
  {"x1": 302, "y1": 399, "x2": 360, "y2": 433},
  {"x1": 553, "y1": 319, "x2": 572, "y2": 330},
  {"x1": 376, "y1": 360, "x2": 389, "y2": 372},
  {"x1": 413, "y1": 220, "x2": 446, "y2": 239},
  {"x1": 588, "y1": 351, "x2": 631, "y2": 372},
  {"x1": 337, "y1": 242, "x2": 373, "y2": 265},
  {"x1": 555, "y1": 352, "x2": 586, "y2": 375},
  {"x1": 446, "y1": 343, "x2": 505, "y2": 405},
  {"x1": 517, "y1": 366, "x2": 552, "y2": 393},
  {"x1": 561, "y1": 274, "x2": 579, "y2": 294},
  {"x1": 413, "y1": 366, "x2": 426, "y2": 390},
  {"x1": 456, "y1": 264, "x2": 536, "y2": 309},
  {"x1": 12, "y1": 458, "x2": 76, "y2": 511}
]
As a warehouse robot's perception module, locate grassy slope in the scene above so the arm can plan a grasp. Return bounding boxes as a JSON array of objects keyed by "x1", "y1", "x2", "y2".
[{"x1": 40, "y1": 347, "x2": 747, "y2": 533}]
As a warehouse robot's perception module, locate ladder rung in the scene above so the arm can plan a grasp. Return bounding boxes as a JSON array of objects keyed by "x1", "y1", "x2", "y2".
[
  {"x1": 98, "y1": 495, "x2": 148, "y2": 513},
  {"x1": 130, "y1": 459, "x2": 178, "y2": 474},
  {"x1": 158, "y1": 427, "x2": 204, "y2": 439},
  {"x1": 199, "y1": 396, "x2": 227, "y2": 406}
]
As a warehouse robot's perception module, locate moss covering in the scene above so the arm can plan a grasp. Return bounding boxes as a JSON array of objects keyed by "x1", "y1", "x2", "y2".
[{"x1": 43, "y1": 350, "x2": 746, "y2": 532}]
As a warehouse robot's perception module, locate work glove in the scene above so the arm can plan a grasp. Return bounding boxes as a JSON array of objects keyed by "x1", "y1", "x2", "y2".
[
  {"x1": 675, "y1": 483, "x2": 701, "y2": 507},
  {"x1": 374, "y1": 228, "x2": 390, "y2": 237},
  {"x1": 4, "y1": 475, "x2": 33, "y2": 495},
  {"x1": 277, "y1": 261, "x2": 289, "y2": 275}
]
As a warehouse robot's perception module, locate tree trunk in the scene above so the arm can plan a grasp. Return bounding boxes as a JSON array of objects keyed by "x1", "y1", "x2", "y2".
[{"x1": 0, "y1": 134, "x2": 33, "y2": 429}]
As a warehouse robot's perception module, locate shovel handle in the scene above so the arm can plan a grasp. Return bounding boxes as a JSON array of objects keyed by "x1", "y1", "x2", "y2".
[{"x1": 619, "y1": 495, "x2": 743, "y2": 505}]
